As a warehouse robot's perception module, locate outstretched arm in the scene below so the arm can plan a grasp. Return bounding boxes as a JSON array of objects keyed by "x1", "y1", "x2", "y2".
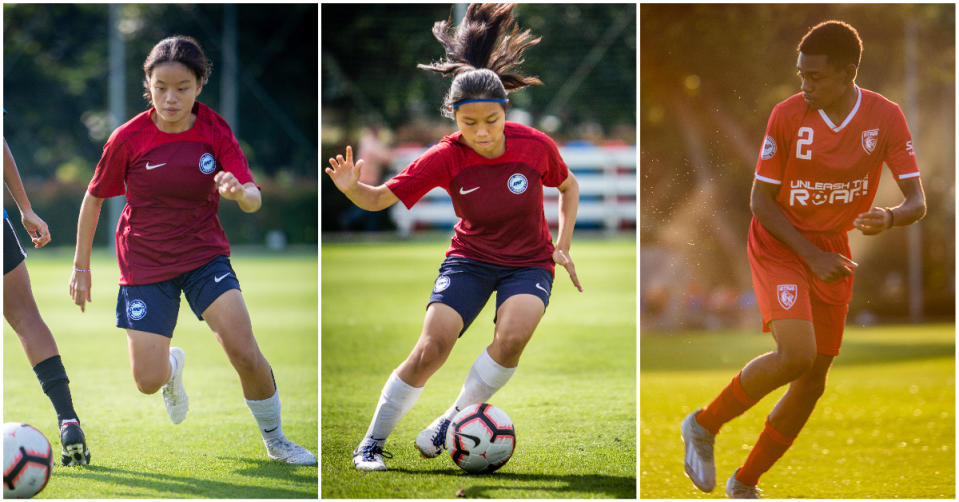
[
  {"x1": 3, "y1": 138, "x2": 50, "y2": 248},
  {"x1": 326, "y1": 145, "x2": 399, "y2": 211},
  {"x1": 750, "y1": 178, "x2": 858, "y2": 282},
  {"x1": 853, "y1": 177, "x2": 926, "y2": 235},
  {"x1": 553, "y1": 172, "x2": 582, "y2": 292}
]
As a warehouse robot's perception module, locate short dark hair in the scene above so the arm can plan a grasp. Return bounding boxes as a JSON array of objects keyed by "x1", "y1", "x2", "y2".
[
  {"x1": 798, "y1": 20, "x2": 862, "y2": 69},
  {"x1": 142, "y1": 35, "x2": 212, "y2": 104}
]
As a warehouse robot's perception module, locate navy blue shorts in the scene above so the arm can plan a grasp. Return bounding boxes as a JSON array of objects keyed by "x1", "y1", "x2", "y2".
[
  {"x1": 3, "y1": 217, "x2": 27, "y2": 275},
  {"x1": 116, "y1": 255, "x2": 241, "y2": 338},
  {"x1": 428, "y1": 256, "x2": 554, "y2": 336}
]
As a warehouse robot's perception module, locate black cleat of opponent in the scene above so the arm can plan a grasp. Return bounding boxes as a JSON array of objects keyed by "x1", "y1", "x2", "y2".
[{"x1": 59, "y1": 419, "x2": 91, "y2": 466}]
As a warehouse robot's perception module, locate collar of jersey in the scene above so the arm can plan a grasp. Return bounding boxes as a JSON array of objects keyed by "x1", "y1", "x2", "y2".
[{"x1": 818, "y1": 86, "x2": 861, "y2": 133}]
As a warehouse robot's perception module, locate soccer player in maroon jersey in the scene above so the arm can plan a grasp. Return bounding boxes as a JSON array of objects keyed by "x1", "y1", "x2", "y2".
[
  {"x1": 4, "y1": 133, "x2": 91, "y2": 467},
  {"x1": 326, "y1": 4, "x2": 582, "y2": 471},
  {"x1": 68, "y1": 36, "x2": 315, "y2": 466},
  {"x1": 681, "y1": 21, "x2": 926, "y2": 498}
]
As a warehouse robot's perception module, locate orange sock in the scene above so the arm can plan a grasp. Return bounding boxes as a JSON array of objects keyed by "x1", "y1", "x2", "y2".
[
  {"x1": 696, "y1": 372, "x2": 757, "y2": 435},
  {"x1": 736, "y1": 419, "x2": 795, "y2": 486}
]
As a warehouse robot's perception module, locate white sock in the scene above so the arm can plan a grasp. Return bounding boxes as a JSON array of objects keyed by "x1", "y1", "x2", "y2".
[
  {"x1": 364, "y1": 371, "x2": 423, "y2": 443},
  {"x1": 246, "y1": 388, "x2": 284, "y2": 442},
  {"x1": 444, "y1": 349, "x2": 516, "y2": 420},
  {"x1": 166, "y1": 352, "x2": 178, "y2": 384}
]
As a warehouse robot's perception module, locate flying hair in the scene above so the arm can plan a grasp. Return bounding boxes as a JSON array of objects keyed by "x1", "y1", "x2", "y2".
[{"x1": 417, "y1": 3, "x2": 543, "y2": 118}]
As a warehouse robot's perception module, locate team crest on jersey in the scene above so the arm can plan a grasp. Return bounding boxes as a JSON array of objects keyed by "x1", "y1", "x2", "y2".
[
  {"x1": 199, "y1": 153, "x2": 216, "y2": 174},
  {"x1": 777, "y1": 284, "x2": 797, "y2": 310},
  {"x1": 434, "y1": 275, "x2": 451, "y2": 293},
  {"x1": 508, "y1": 173, "x2": 528, "y2": 194},
  {"x1": 861, "y1": 128, "x2": 879, "y2": 155},
  {"x1": 128, "y1": 299, "x2": 147, "y2": 321},
  {"x1": 761, "y1": 135, "x2": 777, "y2": 160}
]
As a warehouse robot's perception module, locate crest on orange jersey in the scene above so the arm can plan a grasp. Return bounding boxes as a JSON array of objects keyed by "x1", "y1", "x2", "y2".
[{"x1": 862, "y1": 128, "x2": 879, "y2": 154}]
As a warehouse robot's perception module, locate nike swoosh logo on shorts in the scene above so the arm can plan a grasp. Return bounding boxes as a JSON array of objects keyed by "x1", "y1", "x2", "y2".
[
  {"x1": 214, "y1": 273, "x2": 232, "y2": 283},
  {"x1": 145, "y1": 162, "x2": 167, "y2": 170},
  {"x1": 459, "y1": 186, "x2": 480, "y2": 194},
  {"x1": 535, "y1": 283, "x2": 550, "y2": 295}
]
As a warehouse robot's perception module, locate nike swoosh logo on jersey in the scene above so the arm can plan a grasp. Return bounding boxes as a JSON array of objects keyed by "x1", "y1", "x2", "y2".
[
  {"x1": 535, "y1": 283, "x2": 550, "y2": 295},
  {"x1": 459, "y1": 186, "x2": 480, "y2": 194},
  {"x1": 145, "y1": 162, "x2": 167, "y2": 170},
  {"x1": 214, "y1": 273, "x2": 232, "y2": 283}
]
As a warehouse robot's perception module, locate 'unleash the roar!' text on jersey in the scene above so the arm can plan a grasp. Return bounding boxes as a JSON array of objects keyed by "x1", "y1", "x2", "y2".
[{"x1": 755, "y1": 86, "x2": 920, "y2": 233}]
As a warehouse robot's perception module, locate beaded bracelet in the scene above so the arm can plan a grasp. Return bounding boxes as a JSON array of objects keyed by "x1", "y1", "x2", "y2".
[{"x1": 73, "y1": 267, "x2": 91, "y2": 273}]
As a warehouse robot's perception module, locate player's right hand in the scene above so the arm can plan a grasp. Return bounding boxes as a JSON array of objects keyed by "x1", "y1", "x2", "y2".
[
  {"x1": 69, "y1": 270, "x2": 92, "y2": 313},
  {"x1": 325, "y1": 145, "x2": 365, "y2": 195},
  {"x1": 806, "y1": 251, "x2": 858, "y2": 282},
  {"x1": 20, "y1": 209, "x2": 51, "y2": 248}
]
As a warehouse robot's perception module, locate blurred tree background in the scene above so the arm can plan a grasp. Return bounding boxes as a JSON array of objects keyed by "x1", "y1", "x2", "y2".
[
  {"x1": 322, "y1": 3, "x2": 637, "y2": 232},
  {"x1": 641, "y1": 4, "x2": 954, "y2": 327},
  {"x1": 3, "y1": 3, "x2": 317, "y2": 248}
]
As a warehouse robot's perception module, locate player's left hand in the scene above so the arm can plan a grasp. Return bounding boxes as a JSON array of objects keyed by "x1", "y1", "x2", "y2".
[
  {"x1": 214, "y1": 171, "x2": 243, "y2": 200},
  {"x1": 854, "y1": 207, "x2": 892, "y2": 235},
  {"x1": 20, "y1": 209, "x2": 50, "y2": 248},
  {"x1": 553, "y1": 248, "x2": 583, "y2": 292}
]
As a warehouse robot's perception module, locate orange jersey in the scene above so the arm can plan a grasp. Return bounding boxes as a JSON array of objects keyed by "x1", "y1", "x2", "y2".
[{"x1": 755, "y1": 87, "x2": 920, "y2": 233}]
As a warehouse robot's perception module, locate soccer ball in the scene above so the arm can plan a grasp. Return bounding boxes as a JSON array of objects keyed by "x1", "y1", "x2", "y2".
[
  {"x1": 3, "y1": 423, "x2": 53, "y2": 499},
  {"x1": 445, "y1": 403, "x2": 515, "y2": 473}
]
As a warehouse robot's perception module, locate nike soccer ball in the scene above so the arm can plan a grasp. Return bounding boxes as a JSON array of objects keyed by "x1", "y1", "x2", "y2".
[
  {"x1": 445, "y1": 403, "x2": 515, "y2": 473},
  {"x1": 3, "y1": 422, "x2": 53, "y2": 499}
]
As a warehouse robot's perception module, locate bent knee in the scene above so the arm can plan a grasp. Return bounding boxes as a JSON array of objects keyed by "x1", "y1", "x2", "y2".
[
  {"x1": 778, "y1": 350, "x2": 817, "y2": 381},
  {"x1": 134, "y1": 372, "x2": 167, "y2": 394}
]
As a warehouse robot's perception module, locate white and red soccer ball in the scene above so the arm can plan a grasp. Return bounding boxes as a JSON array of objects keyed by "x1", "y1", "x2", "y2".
[
  {"x1": 445, "y1": 403, "x2": 515, "y2": 473},
  {"x1": 3, "y1": 422, "x2": 53, "y2": 498}
]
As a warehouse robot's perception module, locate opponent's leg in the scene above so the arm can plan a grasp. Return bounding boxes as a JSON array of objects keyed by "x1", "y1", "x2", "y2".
[
  {"x1": 5, "y1": 262, "x2": 90, "y2": 465},
  {"x1": 202, "y1": 289, "x2": 315, "y2": 466},
  {"x1": 416, "y1": 294, "x2": 544, "y2": 458},
  {"x1": 356, "y1": 303, "x2": 462, "y2": 470}
]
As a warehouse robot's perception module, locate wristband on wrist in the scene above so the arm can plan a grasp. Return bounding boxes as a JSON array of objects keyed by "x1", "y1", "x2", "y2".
[
  {"x1": 882, "y1": 207, "x2": 895, "y2": 229},
  {"x1": 73, "y1": 267, "x2": 91, "y2": 273}
]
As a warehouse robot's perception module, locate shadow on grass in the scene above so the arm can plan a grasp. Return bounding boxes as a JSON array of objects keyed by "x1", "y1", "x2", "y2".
[
  {"x1": 387, "y1": 466, "x2": 635, "y2": 498},
  {"x1": 55, "y1": 459, "x2": 317, "y2": 498},
  {"x1": 641, "y1": 332, "x2": 954, "y2": 373}
]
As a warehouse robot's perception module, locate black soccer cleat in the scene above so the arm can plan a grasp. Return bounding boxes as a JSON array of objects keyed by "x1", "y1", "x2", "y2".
[{"x1": 59, "y1": 419, "x2": 91, "y2": 466}]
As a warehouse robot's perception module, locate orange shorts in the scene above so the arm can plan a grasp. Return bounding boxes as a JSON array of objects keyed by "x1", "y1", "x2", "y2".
[{"x1": 747, "y1": 218, "x2": 852, "y2": 356}]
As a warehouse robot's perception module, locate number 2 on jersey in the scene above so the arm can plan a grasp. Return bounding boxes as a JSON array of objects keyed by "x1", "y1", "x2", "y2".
[{"x1": 796, "y1": 127, "x2": 813, "y2": 160}]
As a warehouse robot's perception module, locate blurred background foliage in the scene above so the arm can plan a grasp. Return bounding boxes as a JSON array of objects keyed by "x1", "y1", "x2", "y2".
[
  {"x1": 641, "y1": 4, "x2": 954, "y2": 326},
  {"x1": 321, "y1": 3, "x2": 637, "y2": 232},
  {"x1": 3, "y1": 3, "x2": 317, "y2": 247}
]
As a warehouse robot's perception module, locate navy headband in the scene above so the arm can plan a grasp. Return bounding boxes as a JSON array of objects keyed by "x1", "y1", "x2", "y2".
[{"x1": 450, "y1": 98, "x2": 508, "y2": 109}]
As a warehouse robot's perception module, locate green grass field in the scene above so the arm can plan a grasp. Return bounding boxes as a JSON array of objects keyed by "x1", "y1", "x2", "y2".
[
  {"x1": 641, "y1": 324, "x2": 955, "y2": 498},
  {"x1": 3, "y1": 248, "x2": 318, "y2": 498},
  {"x1": 321, "y1": 235, "x2": 636, "y2": 498}
]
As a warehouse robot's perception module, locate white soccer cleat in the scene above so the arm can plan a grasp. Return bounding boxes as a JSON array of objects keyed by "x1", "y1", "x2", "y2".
[
  {"x1": 161, "y1": 347, "x2": 189, "y2": 424},
  {"x1": 266, "y1": 438, "x2": 317, "y2": 466},
  {"x1": 352, "y1": 439, "x2": 391, "y2": 471},
  {"x1": 726, "y1": 468, "x2": 761, "y2": 498},
  {"x1": 415, "y1": 415, "x2": 451, "y2": 458},
  {"x1": 682, "y1": 409, "x2": 716, "y2": 492}
]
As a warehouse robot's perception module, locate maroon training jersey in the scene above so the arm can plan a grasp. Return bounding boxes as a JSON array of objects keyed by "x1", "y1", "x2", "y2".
[
  {"x1": 386, "y1": 122, "x2": 569, "y2": 274},
  {"x1": 88, "y1": 101, "x2": 254, "y2": 285}
]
